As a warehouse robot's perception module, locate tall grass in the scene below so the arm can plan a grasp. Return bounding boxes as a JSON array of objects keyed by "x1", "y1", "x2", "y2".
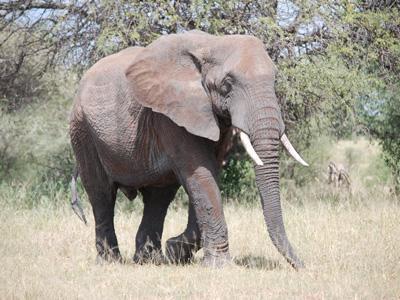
[{"x1": 1, "y1": 185, "x2": 399, "y2": 298}]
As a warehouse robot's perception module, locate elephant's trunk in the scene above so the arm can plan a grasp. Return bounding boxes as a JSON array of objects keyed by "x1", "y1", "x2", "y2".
[{"x1": 250, "y1": 101, "x2": 304, "y2": 270}]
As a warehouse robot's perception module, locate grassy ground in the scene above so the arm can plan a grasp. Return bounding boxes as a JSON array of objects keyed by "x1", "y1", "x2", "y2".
[
  {"x1": 1, "y1": 138, "x2": 399, "y2": 299},
  {"x1": 1, "y1": 197, "x2": 399, "y2": 299}
]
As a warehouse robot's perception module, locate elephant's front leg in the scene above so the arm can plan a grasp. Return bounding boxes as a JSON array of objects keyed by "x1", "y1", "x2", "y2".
[
  {"x1": 133, "y1": 185, "x2": 178, "y2": 264},
  {"x1": 177, "y1": 165, "x2": 230, "y2": 267}
]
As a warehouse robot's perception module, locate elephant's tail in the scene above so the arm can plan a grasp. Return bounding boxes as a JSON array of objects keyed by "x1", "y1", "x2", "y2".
[{"x1": 71, "y1": 167, "x2": 87, "y2": 225}]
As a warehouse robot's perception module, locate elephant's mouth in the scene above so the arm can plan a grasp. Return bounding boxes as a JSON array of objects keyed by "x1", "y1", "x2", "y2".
[{"x1": 238, "y1": 130, "x2": 308, "y2": 167}]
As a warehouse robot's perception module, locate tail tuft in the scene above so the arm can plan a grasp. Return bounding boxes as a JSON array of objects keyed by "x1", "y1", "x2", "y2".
[{"x1": 71, "y1": 168, "x2": 87, "y2": 225}]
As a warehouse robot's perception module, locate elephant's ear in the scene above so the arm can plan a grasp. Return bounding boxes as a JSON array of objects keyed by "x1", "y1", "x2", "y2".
[{"x1": 125, "y1": 37, "x2": 220, "y2": 141}]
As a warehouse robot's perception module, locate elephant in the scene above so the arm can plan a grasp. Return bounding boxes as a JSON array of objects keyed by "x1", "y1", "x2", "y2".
[{"x1": 69, "y1": 30, "x2": 309, "y2": 269}]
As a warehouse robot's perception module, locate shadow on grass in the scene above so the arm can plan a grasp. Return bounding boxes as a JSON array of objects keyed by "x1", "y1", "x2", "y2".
[
  {"x1": 94, "y1": 252, "x2": 281, "y2": 271},
  {"x1": 234, "y1": 255, "x2": 281, "y2": 271}
]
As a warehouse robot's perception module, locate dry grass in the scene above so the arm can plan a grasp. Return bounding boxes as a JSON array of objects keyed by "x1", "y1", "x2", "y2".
[
  {"x1": 1, "y1": 197, "x2": 399, "y2": 299},
  {"x1": 1, "y1": 138, "x2": 399, "y2": 299}
]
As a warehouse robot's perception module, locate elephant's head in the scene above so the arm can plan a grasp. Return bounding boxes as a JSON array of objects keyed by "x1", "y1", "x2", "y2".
[{"x1": 126, "y1": 31, "x2": 307, "y2": 270}]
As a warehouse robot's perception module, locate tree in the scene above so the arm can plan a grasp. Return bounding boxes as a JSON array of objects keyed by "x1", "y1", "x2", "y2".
[{"x1": 1, "y1": 0, "x2": 399, "y2": 190}]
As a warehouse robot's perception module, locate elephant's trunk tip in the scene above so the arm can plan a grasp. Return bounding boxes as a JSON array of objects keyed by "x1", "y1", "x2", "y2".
[{"x1": 290, "y1": 258, "x2": 305, "y2": 271}]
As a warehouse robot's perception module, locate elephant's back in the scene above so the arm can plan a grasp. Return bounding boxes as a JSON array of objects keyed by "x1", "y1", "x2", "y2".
[
  {"x1": 82, "y1": 47, "x2": 143, "y2": 86},
  {"x1": 76, "y1": 46, "x2": 144, "y2": 128},
  {"x1": 75, "y1": 46, "x2": 144, "y2": 108},
  {"x1": 73, "y1": 47, "x2": 145, "y2": 168}
]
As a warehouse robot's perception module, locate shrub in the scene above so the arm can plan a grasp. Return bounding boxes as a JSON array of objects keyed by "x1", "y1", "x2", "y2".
[{"x1": 219, "y1": 158, "x2": 258, "y2": 204}]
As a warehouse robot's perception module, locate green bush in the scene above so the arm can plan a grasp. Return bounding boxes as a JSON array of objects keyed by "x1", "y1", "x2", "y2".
[
  {"x1": 360, "y1": 84, "x2": 400, "y2": 192},
  {"x1": 0, "y1": 114, "x2": 22, "y2": 178},
  {"x1": 281, "y1": 135, "x2": 333, "y2": 187},
  {"x1": 373, "y1": 96, "x2": 400, "y2": 190},
  {"x1": 0, "y1": 72, "x2": 77, "y2": 208},
  {"x1": 219, "y1": 158, "x2": 258, "y2": 204}
]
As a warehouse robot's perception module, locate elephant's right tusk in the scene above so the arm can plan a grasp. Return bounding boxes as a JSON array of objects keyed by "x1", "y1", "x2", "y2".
[
  {"x1": 280, "y1": 134, "x2": 309, "y2": 166},
  {"x1": 239, "y1": 131, "x2": 264, "y2": 166}
]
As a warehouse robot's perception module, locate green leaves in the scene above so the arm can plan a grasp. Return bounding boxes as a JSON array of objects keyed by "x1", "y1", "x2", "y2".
[
  {"x1": 2, "y1": 0, "x2": 400, "y2": 191},
  {"x1": 219, "y1": 157, "x2": 258, "y2": 203}
]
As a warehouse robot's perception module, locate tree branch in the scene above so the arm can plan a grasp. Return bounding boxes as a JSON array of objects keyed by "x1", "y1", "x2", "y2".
[{"x1": 0, "y1": 1, "x2": 88, "y2": 17}]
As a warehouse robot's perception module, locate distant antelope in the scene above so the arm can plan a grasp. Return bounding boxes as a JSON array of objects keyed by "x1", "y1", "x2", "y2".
[{"x1": 328, "y1": 161, "x2": 351, "y2": 189}]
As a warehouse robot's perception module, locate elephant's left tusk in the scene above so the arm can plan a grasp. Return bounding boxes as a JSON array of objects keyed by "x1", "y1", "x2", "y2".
[
  {"x1": 239, "y1": 131, "x2": 264, "y2": 166},
  {"x1": 280, "y1": 134, "x2": 309, "y2": 166}
]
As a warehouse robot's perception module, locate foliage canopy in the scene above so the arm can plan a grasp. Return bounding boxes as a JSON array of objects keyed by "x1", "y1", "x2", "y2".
[{"x1": 1, "y1": 0, "x2": 399, "y2": 193}]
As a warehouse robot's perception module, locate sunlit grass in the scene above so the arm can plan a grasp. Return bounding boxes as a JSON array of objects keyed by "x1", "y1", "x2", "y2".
[{"x1": 1, "y1": 192, "x2": 399, "y2": 299}]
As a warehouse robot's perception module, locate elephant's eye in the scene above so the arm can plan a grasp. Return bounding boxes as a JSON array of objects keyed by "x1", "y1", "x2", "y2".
[{"x1": 220, "y1": 79, "x2": 232, "y2": 97}]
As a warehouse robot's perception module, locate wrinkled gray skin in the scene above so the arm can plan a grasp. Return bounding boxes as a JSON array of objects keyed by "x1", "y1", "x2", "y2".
[{"x1": 69, "y1": 31, "x2": 304, "y2": 269}]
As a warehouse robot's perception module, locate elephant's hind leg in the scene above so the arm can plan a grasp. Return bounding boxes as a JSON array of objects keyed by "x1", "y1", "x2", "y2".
[
  {"x1": 166, "y1": 201, "x2": 201, "y2": 264},
  {"x1": 81, "y1": 168, "x2": 120, "y2": 262},
  {"x1": 90, "y1": 182, "x2": 120, "y2": 262},
  {"x1": 133, "y1": 185, "x2": 179, "y2": 264},
  {"x1": 71, "y1": 128, "x2": 121, "y2": 262}
]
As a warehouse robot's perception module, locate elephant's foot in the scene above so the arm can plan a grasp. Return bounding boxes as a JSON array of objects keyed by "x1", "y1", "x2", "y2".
[
  {"x1": 95, "y1": 246, "x2": 122, "y2": 264},
  {"x1": 165, "y1": 234, "x2": 200, "y2": 264},
  {"x1": 133, "y1": 246, "x2": 167, "y2": 265},
  {"x1": 202, "y1": 242, "x2": 231, "y2": 268}
]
